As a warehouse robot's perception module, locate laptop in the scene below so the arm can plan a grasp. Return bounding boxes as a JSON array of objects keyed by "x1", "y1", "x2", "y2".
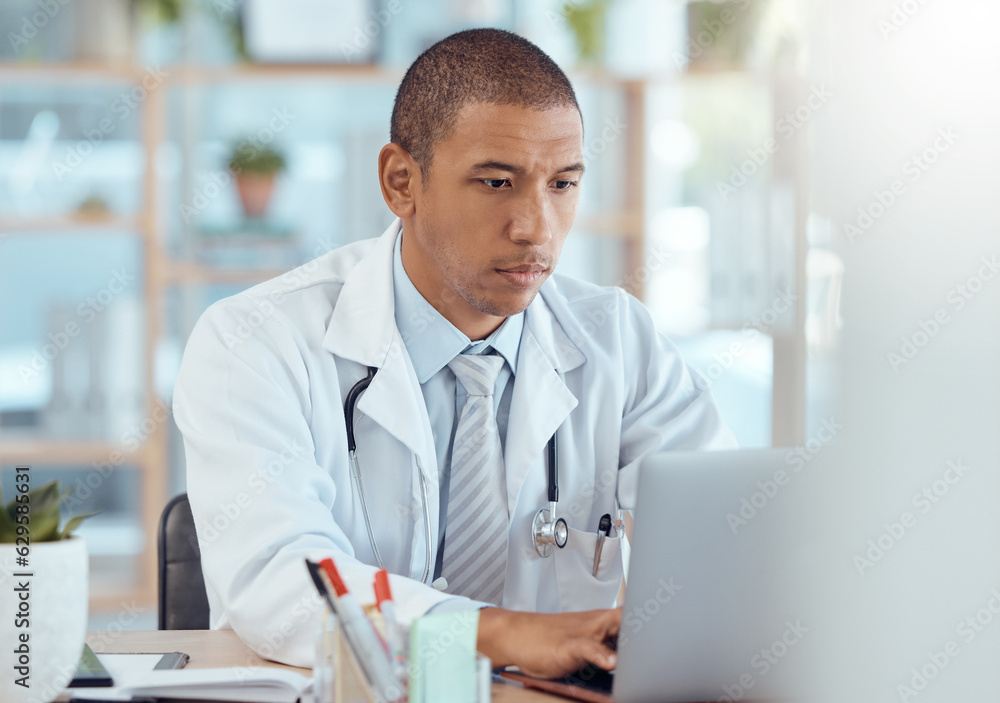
[{"x1": 502, "y1": 448, "x2": 810, "y2": 703}]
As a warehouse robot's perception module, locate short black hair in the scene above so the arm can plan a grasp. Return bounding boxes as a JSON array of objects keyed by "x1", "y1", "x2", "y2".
[{"x1": 390, "y1": 28, "x2": 581, "y2": 178}]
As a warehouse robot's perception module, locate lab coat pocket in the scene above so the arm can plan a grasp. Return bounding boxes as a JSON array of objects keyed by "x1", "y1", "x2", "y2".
[{"x1": 553, "y1": 526, "x2": 623, "y2": 612}]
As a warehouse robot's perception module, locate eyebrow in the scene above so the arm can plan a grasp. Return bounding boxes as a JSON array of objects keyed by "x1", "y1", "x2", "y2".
[{"x1": 469, "y1": 161, "x2": 586, "y2": 175}]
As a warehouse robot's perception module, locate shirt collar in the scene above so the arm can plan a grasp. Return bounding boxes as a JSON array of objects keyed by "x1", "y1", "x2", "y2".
[{"x1": 392, "y1": 231, "x2": 522, "y2": 383}]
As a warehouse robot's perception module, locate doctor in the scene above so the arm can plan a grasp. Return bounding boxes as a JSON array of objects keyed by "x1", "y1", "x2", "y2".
[{"x1": 174, "y1": 28, "x2": 736, "y2": 677}]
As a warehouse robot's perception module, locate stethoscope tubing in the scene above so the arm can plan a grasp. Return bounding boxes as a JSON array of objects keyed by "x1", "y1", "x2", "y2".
[
  {"x1": 344, "y1": 366, "x2": 433, "y2": 584},
  {"x1": 344, "y1": 365, "x2": 563, "y2": 585}
]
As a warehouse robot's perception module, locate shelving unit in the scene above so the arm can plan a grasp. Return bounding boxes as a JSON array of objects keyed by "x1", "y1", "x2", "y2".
[
  {"x1": 0, "y1": 441, "x2": 137, "y2": 465},
  {"x1": 0, "y1": 215, "x2": 142, "y2": 232},
  {"x1": 0, "y1": 59, "x2": 167, "y2": 609}
]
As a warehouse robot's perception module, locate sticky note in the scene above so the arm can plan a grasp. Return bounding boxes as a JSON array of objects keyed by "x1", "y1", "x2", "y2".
[{"x1": 408, "y1": 610, "x2": 480, "y2": 703}]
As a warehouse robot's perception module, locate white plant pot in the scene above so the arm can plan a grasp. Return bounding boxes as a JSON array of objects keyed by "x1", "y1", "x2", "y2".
[{"x1": 0, "y1": 536, "x2": 88, "y2": 703}]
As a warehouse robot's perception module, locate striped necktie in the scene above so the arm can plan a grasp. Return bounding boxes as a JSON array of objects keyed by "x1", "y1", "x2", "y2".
[{"x1": 440, "y1": 353, "x2": 509, "y2": 605}]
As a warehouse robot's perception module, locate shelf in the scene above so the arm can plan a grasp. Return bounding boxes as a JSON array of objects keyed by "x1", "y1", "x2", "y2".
[
  {"x1": 576, "y1": 212, "x2": 644, "y2": 237},
  {"x1": 88, "y1": 589, "x2": 155, "y2": 615},
  {"x1": 0, "y1": 62, "x2": 141, "y2": 82},
  {"x1": 0, "y1": 441, "x2": 141, "y2": 466},
  {"x1": 0, "y1": 61, "x2": 768, "y2": 88},
  {"x1": 169, "y1": 62, "x2": 401, "y2": 84},
  {"x1": 166, "y1": 261, "x2": 290, "y2": 285},
  {"x1": 0, "y1": 61, "x2": 402, "y2": 85},
  {"x1": 0, "y1": 214, "x2": 142, "y2": 234}
]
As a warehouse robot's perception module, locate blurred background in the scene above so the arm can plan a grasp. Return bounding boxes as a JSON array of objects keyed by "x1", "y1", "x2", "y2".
[{"x1": 1, "y1": 1, "x2": 998, "y2": 697}]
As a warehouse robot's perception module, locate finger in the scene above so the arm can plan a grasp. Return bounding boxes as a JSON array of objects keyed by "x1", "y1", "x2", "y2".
[
  {"x1": 591, "y1": 607, "x2": 622, "y2": 637},
  {"x1": 606, "y1": 607, "x2": 623, "y2": 633},
  {"x1": 577, "y1": 638, "x2": 618, "y2": 671}
]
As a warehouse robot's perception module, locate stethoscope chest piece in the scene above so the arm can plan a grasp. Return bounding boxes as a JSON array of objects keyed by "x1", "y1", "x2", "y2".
[
  {"x1": 531, "y1": 432, "x2": 567, "y2": 558},
  {"x1": 532, "y1": 503, "x2": 568, "y2": 558}
]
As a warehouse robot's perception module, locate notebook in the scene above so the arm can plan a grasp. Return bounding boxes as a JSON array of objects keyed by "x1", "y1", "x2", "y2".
[{"x1": 68, "y1": 667, "x2": 312, "y2": 703}]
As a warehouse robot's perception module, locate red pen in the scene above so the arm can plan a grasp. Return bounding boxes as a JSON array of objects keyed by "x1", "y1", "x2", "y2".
[
  {"x1": 374, "y1": 569, "x2": 407, "y2": 682},
  {"x1": 319, "y1": 559, "x2": 403, "y2": 701}
]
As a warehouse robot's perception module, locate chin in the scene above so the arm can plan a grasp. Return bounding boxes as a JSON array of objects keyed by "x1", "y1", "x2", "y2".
[
  {"x1": 473, "y1": 290, "x2": 539, "y2": 318},
  {"x1": 496, "y1": 291, "x2": 540, "y2": 317}
]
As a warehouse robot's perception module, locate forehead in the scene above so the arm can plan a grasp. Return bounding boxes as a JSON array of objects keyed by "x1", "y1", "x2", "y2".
[{"x1": 438, "y1": 102, "x2": 584, "y2": 167}]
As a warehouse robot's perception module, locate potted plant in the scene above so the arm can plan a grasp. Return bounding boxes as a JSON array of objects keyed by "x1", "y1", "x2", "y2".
[
  {"x1": 228, "y1": 142, "x2": 287, "y2": 219},
  {"x1": 685, "y1": 0, "x2": 769, "y2": 70},
  {"x1": 563, "y1": 0, "x2": 609, "y2": 66},
  {"x1": 1, "y1": 479, "x2": 97, "y2": 702},
  {"x1": 130, "y1": 0, "x2": 186, "y2": 69}
]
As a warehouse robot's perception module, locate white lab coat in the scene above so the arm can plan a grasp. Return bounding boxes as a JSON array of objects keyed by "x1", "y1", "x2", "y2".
[{"x1": 173, "y1": 218, "x2": 736, "y2": 667}]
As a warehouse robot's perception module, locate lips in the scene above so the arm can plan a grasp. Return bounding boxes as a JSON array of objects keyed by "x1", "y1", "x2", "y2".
[
  {"x1": 495, "y1": 263, "x2": 548, "y2": 288},
  {"x1": 498, "y1": 264, "x2": 547, "y2": 274}
]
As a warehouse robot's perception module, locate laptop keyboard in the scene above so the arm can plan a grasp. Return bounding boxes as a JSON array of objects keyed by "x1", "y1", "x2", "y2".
[{"x1": 562, "y1": 665, "x2": 615, "y2": 694}]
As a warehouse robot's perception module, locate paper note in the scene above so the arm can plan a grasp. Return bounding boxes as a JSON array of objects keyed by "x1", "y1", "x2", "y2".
[{"x1": 408, "y1": 610, "x2": 480, "y2": 703}]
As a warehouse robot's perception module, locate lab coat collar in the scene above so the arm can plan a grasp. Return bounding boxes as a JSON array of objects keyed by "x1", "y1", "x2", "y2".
[
  {"x1": 525, "y1": 280, "x2": 587, "y2": 374},
  {"x1": 322, "y1": 218, "x2": 441, "y2": 582},
  {"x1": 323, "y1": 218, "x2": 401, "y2": 367},
  {"x1": 324, "y1": 217, "x2": 586, "y2": 374},
  {"x1": 503, "y1": 283, "x2": 586, "y2": 512}
]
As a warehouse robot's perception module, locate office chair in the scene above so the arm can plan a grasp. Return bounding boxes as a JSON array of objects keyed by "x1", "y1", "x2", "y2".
[{"x1": 157, "y1": 493, "x2": 211, "y2": 630}]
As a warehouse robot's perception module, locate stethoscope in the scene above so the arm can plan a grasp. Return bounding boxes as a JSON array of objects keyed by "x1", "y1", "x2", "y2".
[{"x1": 344, "y1": 366, "x2": 568, "y2": 586}]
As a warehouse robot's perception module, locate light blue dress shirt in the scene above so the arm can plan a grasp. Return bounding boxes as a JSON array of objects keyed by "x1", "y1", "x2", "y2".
[{"x1": 391, "y1": 233, "x2": 524, "y2": 579}]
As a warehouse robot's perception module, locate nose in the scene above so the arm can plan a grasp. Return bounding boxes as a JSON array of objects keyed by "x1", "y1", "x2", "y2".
[{"x1": 508, "y1": 188, "x2": 552, "y2": 246}]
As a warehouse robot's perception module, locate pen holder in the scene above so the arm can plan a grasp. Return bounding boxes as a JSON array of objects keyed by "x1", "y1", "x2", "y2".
[
  {"x1": 313, "y1": 610, "x2": 336, "y2": 703},
  {"x1": 315, "y1": 609, "x2": 381, "y2": 703},
  {"x1": 314, "y1": 608, "x2": 491, "y2": 703}
]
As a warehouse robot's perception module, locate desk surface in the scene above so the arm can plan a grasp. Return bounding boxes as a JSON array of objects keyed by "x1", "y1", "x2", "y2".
[{"x1": 86, "y1": 630, "x2": 559, "y2": 702}]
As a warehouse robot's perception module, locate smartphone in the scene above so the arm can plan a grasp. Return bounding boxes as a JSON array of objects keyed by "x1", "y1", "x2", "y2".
[{"x1": 69, "y1": 644, "x2": 114, "y2": 687}]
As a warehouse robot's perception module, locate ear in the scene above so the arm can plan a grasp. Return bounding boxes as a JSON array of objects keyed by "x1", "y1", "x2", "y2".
[{"x1": 378, "y1": 143, "x2": 422, "y2": 219}]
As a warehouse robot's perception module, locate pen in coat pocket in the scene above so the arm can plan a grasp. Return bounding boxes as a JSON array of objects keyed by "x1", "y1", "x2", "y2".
[{"x1": 592, "y1": 513, "x2": 613, "y2": 576}]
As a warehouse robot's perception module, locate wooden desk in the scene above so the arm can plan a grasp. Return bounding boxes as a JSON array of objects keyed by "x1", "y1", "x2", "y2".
[{"x1": 85, "y1": 630, "x2": 559, "y2": 702}]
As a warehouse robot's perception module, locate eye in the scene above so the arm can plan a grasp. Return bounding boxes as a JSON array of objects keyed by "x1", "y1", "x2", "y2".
[
  {"x1": 553, "y1": 180, "x2": 578, "y2": 190},
  {"x1": 482, "y1": 178, "x2": 510, "y2": 189}
]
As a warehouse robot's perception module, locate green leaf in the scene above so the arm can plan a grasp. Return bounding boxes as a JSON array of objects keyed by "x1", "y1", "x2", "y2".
[
  {"x1": 1, "y1": 480, "x2": 100, "y2": 543},
  {"x1": 13, "y1": 481, "x2": 62, "y2": 518},
  {"x1": 31, "y1": 508, "x2": 61, "y2": 542},
  {"x1": 24, "y1": 482, "x2": 62, "y2": 541},
  {"x1": 59, "y1": 512, "x2": 99, "y2": 540}
]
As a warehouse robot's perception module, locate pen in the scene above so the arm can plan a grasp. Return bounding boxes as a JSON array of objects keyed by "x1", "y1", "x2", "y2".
[
  {"x1": 305, "y1": 559, "x2": 340, "y2": 615},
  {"x1": 374, "y1": 569, "x2": 408, "y2": 684},
  {"x1": 319, "y1": 558, "x2": 404, "y2": 702},
  {"x1": 592, "y1": 513, "x2": 612, "y2": 577}
]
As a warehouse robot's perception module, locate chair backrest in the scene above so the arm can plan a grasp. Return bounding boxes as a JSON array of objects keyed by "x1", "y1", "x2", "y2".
[{"x1": 158, "y1": 493, "x2": 210, "y2": 630}]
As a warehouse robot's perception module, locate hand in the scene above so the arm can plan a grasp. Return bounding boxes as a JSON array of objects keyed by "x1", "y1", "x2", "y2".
[{"x1": 477, "y1": 607, "x2": 622, "y2": 679}]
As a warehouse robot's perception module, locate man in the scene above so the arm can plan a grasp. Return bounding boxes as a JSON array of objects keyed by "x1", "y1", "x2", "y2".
[{"x1": 174, "y1": 28, "x2": 735, "y2": 677}]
